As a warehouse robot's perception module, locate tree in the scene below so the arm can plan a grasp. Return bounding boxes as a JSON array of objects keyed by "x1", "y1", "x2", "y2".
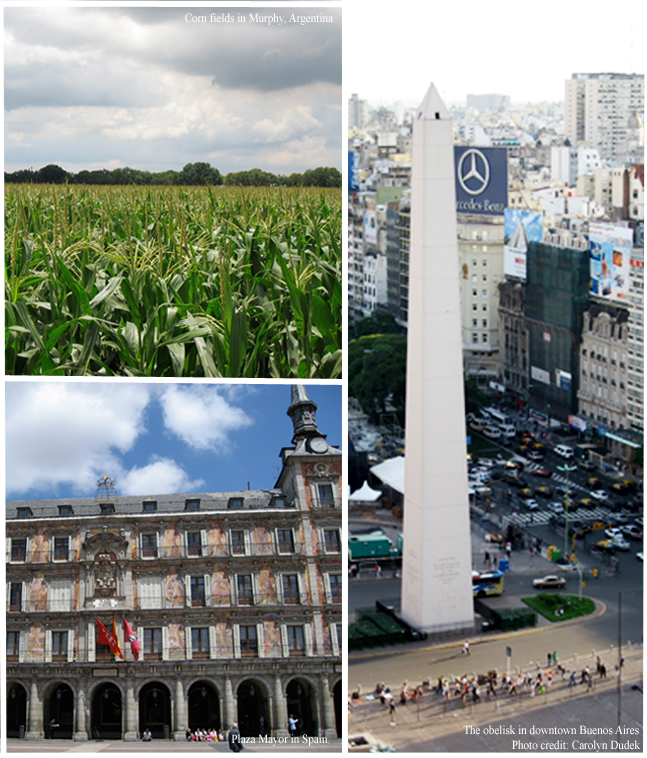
[
  {"x1": 175, "y1": 162, "x2": 223, "y2": 186},
  {"x1": 36, "y1": 164, "x2": 70, "y2": 184},
  {"x1": 352, "y1": 312, "x2": 403, "y2": 339},
  {"x1": 349, "y1": 334, "x2": 407, "y2": 426}
]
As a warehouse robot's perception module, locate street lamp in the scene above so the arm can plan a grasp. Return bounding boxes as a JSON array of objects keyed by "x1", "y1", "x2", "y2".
[{"x1": 558, "y1": 464, "x2": 577, "y2": 562}]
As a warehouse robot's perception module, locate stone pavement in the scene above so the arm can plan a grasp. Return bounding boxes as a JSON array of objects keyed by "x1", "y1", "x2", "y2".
[{"x1": 348, "y1": 646, "x2": 643, "y2": 752}]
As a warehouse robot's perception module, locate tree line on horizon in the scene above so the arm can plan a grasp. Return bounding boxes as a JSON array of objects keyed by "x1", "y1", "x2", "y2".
[{"x1": 4, "y1": 162, "x2": 342, "y2": 188}]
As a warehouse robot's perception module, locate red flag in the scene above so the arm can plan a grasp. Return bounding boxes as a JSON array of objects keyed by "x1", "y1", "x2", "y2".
[
  {"x1": 96, "y1": 618, "x2": 123, "y2": 659},
  {"x1": 123, "y1": 617, "x2": 140, "y2": 660}
]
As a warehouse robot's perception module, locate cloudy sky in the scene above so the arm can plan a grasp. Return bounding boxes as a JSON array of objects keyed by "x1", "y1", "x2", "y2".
[
  {"x1": 346, "y1": 0, "x2": 642, "y2": 106},
  {"x1": 4, "y1": 6, "x2": 341, "y2": 174},
  {"x1": 6, "y1": 382, "x2": 341, "y2": 501}
]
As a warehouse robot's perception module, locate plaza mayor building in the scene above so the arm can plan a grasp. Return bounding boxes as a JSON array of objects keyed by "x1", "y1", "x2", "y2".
[{"x1": 6, "y1": 386, "x2": 342, "y2": 742}]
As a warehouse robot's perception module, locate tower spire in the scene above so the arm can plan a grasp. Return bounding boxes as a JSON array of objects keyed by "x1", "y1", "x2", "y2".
[{"x1": 287, "y1": 385, "x2": 321, "y2": 444}]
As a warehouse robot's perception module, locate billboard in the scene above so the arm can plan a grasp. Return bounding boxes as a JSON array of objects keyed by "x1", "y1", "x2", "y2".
[
  {"x1": 348, "y1": 151, "x2": 360, "y2": 192},
  {"x1": 504, "y1": 209, "x2": 543, "y2": 280},
  {"x1": 364, "y1": 210, "x2": 377, "y2": 245},
  {"x1": 589, "y1": 222, "x2": 633, "y2": 302},
  {"x1": 454, "y1": 146, "x2": 508, "y2": 216}
]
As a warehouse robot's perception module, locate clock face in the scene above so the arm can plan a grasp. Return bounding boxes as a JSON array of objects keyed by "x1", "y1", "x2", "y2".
[{"x1": 308, "y1": 436, "x2": 328, "y2": 454}]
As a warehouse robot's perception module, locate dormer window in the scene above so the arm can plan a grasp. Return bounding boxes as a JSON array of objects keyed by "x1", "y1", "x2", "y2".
[
  {"x1": 228, "y1": 497, "x2": 244, "y2": 510},
  {"x1": 143, "y1": 501, "x2": 157, "y2": 513},
  {"x1": 58, "y1": 505, "x2": 73, "y2": 516},
  {"x1": 17, "y1": 508, "x2": 32, "y2": 519},
  {"x1": 100, "y1": 503, "x2": 115, "y2": 515},
  {"x1": 185, "y1": 499, "x2": 200, "y2": 512}
]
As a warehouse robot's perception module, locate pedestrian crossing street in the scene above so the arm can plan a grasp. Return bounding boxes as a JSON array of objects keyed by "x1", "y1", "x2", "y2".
[{"x1": 509, "y1": 504, "x2": 612, "y2": 526}]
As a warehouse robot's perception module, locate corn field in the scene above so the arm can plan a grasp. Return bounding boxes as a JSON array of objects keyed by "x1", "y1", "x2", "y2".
[{"x1": 5, "y1": 184, "x2": 341, "y2": 377}]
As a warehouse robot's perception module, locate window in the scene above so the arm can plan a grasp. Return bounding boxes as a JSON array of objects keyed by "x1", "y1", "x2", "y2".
[
  {"x1": 100, "y1": 503, "x2": 115, "y2": 515},
  {"x1": 472, "y1": 334, "x2": 478, "y2": 344},
  {"x1": 323, "y1": 529, "x2": 341, "y2": 553},
  {"x1": 286, "y1": 625, "x2": 305, "y2": 657},
  {"x1": 328, "y1": 574, "x2": 342, "y2": 603},
  {"x1": 482, "y1": 334, "x2": 488, "y2": 343},
  {"x1": 228, "y1": 498, "x2": 244, "y2": 510},
  {"x1": 185, "y1": 499, "x2": 200, "y2": 511},
  {"x1": 11, "y1": 539, "x2": 27, "y2": 562},
  {"x1": 317, "y1": 484, "x2": 336, "y2": 508},
  {"x1": 192, "y1": 628, "x2": 210, "y2": 659},
  {"x1": 7, "y1": 631, "x2": 20, "y2": 661},
  {"x1": 335, "y1": 624, "x2": 342, "y2": 653},
  {"x1": 49, "y1": 580, "x2": 72, "y2": 612},
  {"x1": 237, "y1": 575, "x2": 254, "y2": 606},
  {"x1": 482, "y1": 290, "x2": 488, "y2": 298},
  {"x1": 472, "y1": 289, "x2": 477, "y2": 297},
  {"x1": 96, "y1": 641, "x2": 114, "y2": 661},
  {"x1": 187, "y1": 532, "x2": 202, "y2": 557},
  {"x1": 472, "y1": 319, "x2": 477, "y2": 327},
  {"x1": 142, "y1": 501, "x2": 157, "y2": 513},
  {"x1": 58, "y1": 505, "x2": 73, "y2": 516},
  {"x1": 141, "y1": 533, "x2": 158, "y2": 558},
  {"x1": 482, "y1": 319, "x2": 488, "y2": 328},
  {"x1": 277, "y1": 529, "x2": 295, "y2": 554},
  {"x1": 138, "y1": 577, "x2": 163, "y2": 609},
  {"x1": 282, "y1": 575, "x2": 300, "y2": 605},
  {"x1": 144, "y1": 628, "x2": 163, "y2": 660},
  {"x1": 9, "y1": 583, "x2": 22, "y2": 612},
  {"x1": 272, "y1": 497, "x2": 286, "y2": 508},
  {"x1": 191, "y1": 577, "x2": 205, "y2": 607},
  {"x1": 239, "y1": 626, "x2": 258, "y2": 657},
  {"x1": 230, "y1": 530, "x2": 246, "y2": 556},
  {"x1": 472, "y1": 304, "x2": 478, "y2": 312},
  {"x1": 17, "y1": 508, "x2": 32, "y2": 519},
  {"x1": 52, "y1": 631, "x2": 68, "y2": 662},
  {"x1": 54, "y1": 537, "x2": 69, "y2": 561}
]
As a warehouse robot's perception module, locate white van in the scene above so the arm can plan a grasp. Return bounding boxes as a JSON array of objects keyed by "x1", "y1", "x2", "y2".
[
  {"x1": 554, "y1": 444, "x2": 574, "y2": 460},
  {"x1": 498, "y1": 423, "x2": 516, "y2": 439}
]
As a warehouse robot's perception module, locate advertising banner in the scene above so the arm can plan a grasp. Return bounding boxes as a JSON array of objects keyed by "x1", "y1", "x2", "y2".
[
  {"x1": 454, "y1": 146, "x2": 508, "y2": 216},
  {"x1": 348, "y1": 151, "x2": 360, "y2": 191},
  {"x1": 503, "y1": 209, "x2": 543, "y2": 280},
  {"x1": 589, "y1": 222, "x2": 633, "y2": 302}
]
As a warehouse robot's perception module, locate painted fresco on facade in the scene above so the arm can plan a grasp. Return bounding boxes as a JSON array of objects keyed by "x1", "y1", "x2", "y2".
[
  {"x1": 29, "y1": 573, "x2": 47, "y2": 611},
  {"x1": 254, "y1": 522, "x2": 274, "y2": 555},
  {"x1": 263, "y1": 614, "x2": 282, "y2": 657},
  {"x1": 207, "y1": 524, "x2": 227, "y2": 557},
  {"x1": 257, "y1": 566, "x2": 277, "y2": 604},
  {"x1": 27, "y1": 623, "x2": 45, "y2": 661},
  {"x1": 32, "y1": 528, "x2": 49, "y2": 562},
  {"x1": 165, "y1": 572, "x2": 185, "y2": 606},
  {"x1": 211, "y1": 569, "x2": 230, "y2": 606},
  {"x1": 168, "y1": 623, "x2": 185, "y2": 659},
  {"x1": 214, "y1": 617, "x2": 233, "y2": 656},
  {"x1": 163, "y1": 526, "x2": 182, "y2": 558}
]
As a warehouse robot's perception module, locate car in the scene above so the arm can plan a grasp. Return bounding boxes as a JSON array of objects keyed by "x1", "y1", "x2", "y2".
[
  {"x1": 533, "y1": 575, "x2": 566, "y2": 589},
  {"x1": 483, "y1": 426, "x2": 502, "y2": 440},
  {"x1": 531, "y1": 467, "x2": 552, "y2": 478},
  {"x1": 621, "y1": 525, "x2": 642, "y2": 540},
  {"x1": 579, "y1": 459, "x2": 596, "y2": 471},
  {"x1": 505, "y1": 475, "x2": 528, "y2": 489},
  {"x1": 548, "y1": 502, "x2": 564, "y2": 514},
  {"x1": 469, "y1": 418, "x2": 484, "y2": 432},
  {"x1": 593, "y1": 540, "x2": 616, "y2": 554},
  {"x1": 637, "y1": 552, "x2": 644, "y2": 562},
  {"x1": 605, "y1": 527, "x2": 623, "y2": 540},
  {"x1": 578, "y1": 498, "x2": 595, "y2": 510},
  {"x1": 524, "y1": 499, "x2": 540, "y2": 510},
  {"x1": 504, "y1": 459, "x2": 524, "y2": 471},
  {"x1": 527, "y1": 450, "x2": 544, "y2": 462},
  {"x1": 536, "y1": 486, "x2": 553, "y2": 498},
  {"x1": 611, "y1": 536, "x2": 631, "y2": 551},
  {"x1": 520, "y1": 487, "x2": 534, "y2": 498},
  {"x1": 562, "y1": 485, "x2": 576, "y2": 497},
  {"x1": 610, "y1": 512, "x2": 630, "y2": 525},
  {"x1": 586, "y1": 477, "x2": 604, "y2": 491},
  {"x1": 590, "y1": 490, "x2": 609, "y2": 501}
]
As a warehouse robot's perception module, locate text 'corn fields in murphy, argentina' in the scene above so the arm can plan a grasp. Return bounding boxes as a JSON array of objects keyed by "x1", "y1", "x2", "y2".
[{"x1": 5, "y1": 184, "x2": 341, "y2": 378}]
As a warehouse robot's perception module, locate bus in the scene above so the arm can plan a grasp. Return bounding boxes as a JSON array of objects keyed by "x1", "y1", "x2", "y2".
[
  {"x1": 482, "y1": 407, "x2": 513, "y2": 427},
  {"x1": 472, "y1": 570, "x2": 504, "y2": 598}
]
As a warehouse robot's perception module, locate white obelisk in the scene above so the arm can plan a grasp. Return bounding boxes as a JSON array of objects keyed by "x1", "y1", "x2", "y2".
[{"x1": 400, "y1": 83, "x2": 474, "y2": 633}]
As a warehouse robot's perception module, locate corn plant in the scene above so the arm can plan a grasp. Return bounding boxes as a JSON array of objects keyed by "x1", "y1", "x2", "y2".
[{"x1": 5, "y1": 184, "x2": 342, "y2": 377}]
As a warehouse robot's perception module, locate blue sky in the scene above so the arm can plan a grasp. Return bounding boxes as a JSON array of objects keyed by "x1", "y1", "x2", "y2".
[{"x1": 5, "y1": 381, "x2": 341, "y2": 501}]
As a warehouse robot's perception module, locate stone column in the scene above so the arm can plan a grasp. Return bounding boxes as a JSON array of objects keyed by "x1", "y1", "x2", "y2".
[
  {"x1": 224, "y1": 677, "x2": 235, "y2": 731},
  {"x1": 273, "y1": 676, "x2": 288, "y2": 738},
  {"x1": 319, "y1": 675, "x2": 337, "y2": 739},
  {"x1": 73, "y1": 688, "x2": 88, "y2": 741},
  {"x1": 25, "y1": 681, "x2": 43, "y2": 740},
  {"x1": 123, "y1": 684, "x2": 138, "y2": 741},
  {"x1": 173, "y1": 678, "x2": 186, "y2": 740}
]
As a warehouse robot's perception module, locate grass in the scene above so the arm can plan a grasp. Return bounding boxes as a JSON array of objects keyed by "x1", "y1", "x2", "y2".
[
  {"x1": 522, "y1": 593, "x2": 595, "y2": 622},
  {"x1": 5, "y1": 184, "x2": 341, "y2": 377}
]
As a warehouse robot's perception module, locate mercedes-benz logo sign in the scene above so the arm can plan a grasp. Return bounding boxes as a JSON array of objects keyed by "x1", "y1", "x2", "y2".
[{"x1": 458, "y1": 148, "x2": 490, "y2": 196}]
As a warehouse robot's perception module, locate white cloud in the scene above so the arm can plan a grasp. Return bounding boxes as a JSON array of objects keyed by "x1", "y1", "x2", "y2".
[
  {"x1": 119, "y1": 456, "x2": 204, "y2": 495},
  {"x1": 157, "y1": 385, "x2": 252, "y2": 451},
  {"x1": 6, "y1": 383, "x2": 151, "y2": 495}
]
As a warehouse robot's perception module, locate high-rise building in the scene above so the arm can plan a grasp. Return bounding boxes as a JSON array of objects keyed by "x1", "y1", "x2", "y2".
[
  {"x1": 348, "y1": 93, "x2": 366, "y2": 130},
  {"x1": 565, "y1": 73, "x2": 644, "y2": 166},
  {"x1": 6, "y1": 387, "x2": 342, "y2": 742}
]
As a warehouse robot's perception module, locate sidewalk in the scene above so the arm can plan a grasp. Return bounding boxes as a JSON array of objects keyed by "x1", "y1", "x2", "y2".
[
  {"x1": 7, "y1": 738, "x2": 343, "y2": 753},
  {"x1": 349, "y1": 646, "x2": 643, "y2": 752}
]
